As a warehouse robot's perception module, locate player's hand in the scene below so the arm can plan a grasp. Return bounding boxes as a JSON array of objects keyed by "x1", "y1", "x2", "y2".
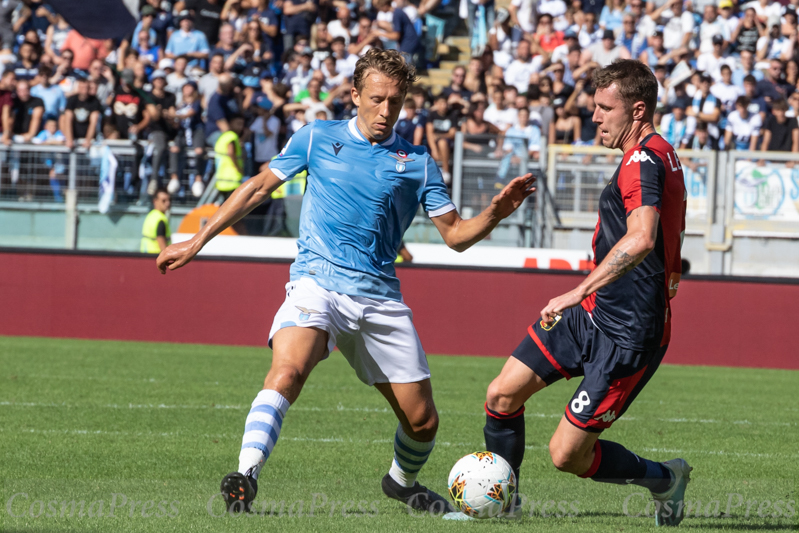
[
  {"x1": 540, "y1": 288, "x2": 586, "y2": 326},
  {"x1": 156, "y1": 238, "x2": 202, "y2": 274},
  {"x1": 489, "y1": 173, "x2": 536, "y2": 219}
]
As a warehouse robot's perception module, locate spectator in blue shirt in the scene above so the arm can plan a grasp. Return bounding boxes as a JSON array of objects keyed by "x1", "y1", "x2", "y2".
[
  {"x1": 165, "y1": 11, "x2": 210, "y2": 68},
  {"x1": 248, "y1": 0, "x2": 280, "y2": 57},
  {"x1": 30, "y1": 66, "x2": 65, "y2": 121},
  {"x1": 205, "y1": 72, "x2": 239, "y2": 145},
  {"x1": 9, "y1": 40, "x2": 40, "y2": 81},
  {"x1": 130, "y1": 4, "x2": 158, "y2": 48},
  {"x1": 283, "y1": 0, "x2": 317, "y2": 49},
  {"x1": 373, "y1": 0, "x2": 421, "y2": 61},
  {"x1": 211, "y1": 22, "x2": 239, "y2": 61}
]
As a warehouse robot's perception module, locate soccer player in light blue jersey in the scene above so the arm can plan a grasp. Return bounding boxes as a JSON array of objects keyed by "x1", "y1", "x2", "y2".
[{"x1": 156, "y1": 48, "x2": 535, "y2": 515}]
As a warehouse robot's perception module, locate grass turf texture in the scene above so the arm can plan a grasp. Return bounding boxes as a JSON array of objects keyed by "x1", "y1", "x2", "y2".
[{"x1": 0, "y1": 336, "x2": 796, "y2": 533}]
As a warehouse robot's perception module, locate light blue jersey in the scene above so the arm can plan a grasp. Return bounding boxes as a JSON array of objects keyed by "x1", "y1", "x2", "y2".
[{"x1": 269, "y1": 118, "x2": 455, "y2": 301}]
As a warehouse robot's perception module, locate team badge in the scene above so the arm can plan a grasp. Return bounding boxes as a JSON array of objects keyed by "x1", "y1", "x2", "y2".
[
  {"x1": 295, "y1": 306, "x2": 321, "y2": 321},
  {"x1": 389, "y1": 152, "x2": 414, "y2": 173},
  {"x1": 540, "y1": 314, "x2": 562, "y2": 331}
]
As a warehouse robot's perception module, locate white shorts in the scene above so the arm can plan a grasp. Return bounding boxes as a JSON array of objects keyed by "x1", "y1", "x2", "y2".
[{"x1": 268, "y1": 276, "x2": 430, "y2": 386}]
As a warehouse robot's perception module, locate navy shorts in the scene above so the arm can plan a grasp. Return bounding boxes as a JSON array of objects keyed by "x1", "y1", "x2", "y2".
[{"x1": 512, "y1": 306, "x2": 667, "y2": 432}]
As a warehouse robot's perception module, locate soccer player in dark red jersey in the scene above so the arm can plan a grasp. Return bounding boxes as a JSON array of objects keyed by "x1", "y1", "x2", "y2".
[{"x1": 481, "y1": 60, "x2": 690, "y2": 526}]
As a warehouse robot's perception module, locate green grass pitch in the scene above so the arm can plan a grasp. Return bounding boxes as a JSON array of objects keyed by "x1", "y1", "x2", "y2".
[{"x1": 0, "y1": 335, "x2": 796, "y2": 532}]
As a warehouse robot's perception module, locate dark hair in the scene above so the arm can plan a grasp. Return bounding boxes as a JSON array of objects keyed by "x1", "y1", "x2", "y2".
[
  {"x1": 353, "y1": 48, "x2": 418, "y2": 95},
  {"x1": 743, "y1": 74, "x2": 757, "y2": 84},
  {"x1": 735, "y1": 95, "x2": 750, "y2": 108},
  {"x1": 720, "y1": 64, "x2": 732, "y2": 73},
  {"x1": 154, "y1": 187, "x2": 170, "y2": 198},
  {"x1": 772, "y1": 97, "x2": 788, "y2": 111},
  {"x1": 592, "y1": 59, "x2": 658, "y2": 121},
  {"x1": 695, "y1": 121, "x2": 708, "y2": 132},
  {"x1": 403, "y1": 97, "x2": 416, "y2": 109}
]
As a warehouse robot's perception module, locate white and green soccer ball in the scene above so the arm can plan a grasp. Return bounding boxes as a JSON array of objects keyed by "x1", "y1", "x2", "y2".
[{"x1": 447, "y1": 451, "x2": 517, "y2": 519}]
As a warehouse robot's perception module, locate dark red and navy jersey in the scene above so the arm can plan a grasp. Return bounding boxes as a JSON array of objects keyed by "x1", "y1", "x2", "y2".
[{"x1": 581, "y1": 133, "x2": 686, "y2": 351}]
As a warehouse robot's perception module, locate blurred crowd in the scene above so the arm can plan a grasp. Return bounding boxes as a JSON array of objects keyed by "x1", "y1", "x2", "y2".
[{"x1": 0, "y1": 0, "x2": 799, "y2": 203}]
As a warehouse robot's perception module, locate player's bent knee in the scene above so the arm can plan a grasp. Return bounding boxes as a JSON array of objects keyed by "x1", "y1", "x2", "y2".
[
  {"x1": 549, "y1": 445, "x2": 578, "y2": 473},
  {"x1": 264, "y1": 365, "x2": 308, "y2": 396},
  {"x1": 407, "y1": 408, "x2": 439, "y2": 441},
  {"x1": 485, "y1": 378, "x2": 520, "y2": 414}
]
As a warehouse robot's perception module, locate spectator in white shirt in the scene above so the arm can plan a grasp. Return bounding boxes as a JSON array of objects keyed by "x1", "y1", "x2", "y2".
[
  {"x1": 327, "y1": 6, "x2": 358, "y2": 46},
  {"x1": 489, "y1": 8, "x2": 517, "y2": 69},
  {"x1": 503, "y1": 40, "x2": 541, "y2": 94},
  {"x1": 725, "y1": 96, "x2": 762, "y2": 150},
  {"x1": 698, "y1": 5, "x2": 729, "y2": 55},
  {"x1": 508, "y1": 0, "x2": 536, "y2": 34},
  {"x1": 697, "y1": 34, "x2": 735, "y2": 81},
  {"x1": 711, "y1": 64, "x2": 743, "y2": 114},
  {"x1": 718, "y1": 0, "x2": 740, "y2": 38},
  {"x1": 757, "y1": 24, "x2": 794, "y2": 63},
  {"x1": 577, "y1": 11, "x2": 603, "y2": 49},
  {"x1": 662, "y1": 0, "x2": 694, "y2": 51}
]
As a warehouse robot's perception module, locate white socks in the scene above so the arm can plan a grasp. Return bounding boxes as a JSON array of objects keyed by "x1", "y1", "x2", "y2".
[
  {"x1": 237, "y1": 389, "x2": 291, "y2": 480},
  {"x1": 388, "y1": 424, "x2": 435, "y2": 488}
]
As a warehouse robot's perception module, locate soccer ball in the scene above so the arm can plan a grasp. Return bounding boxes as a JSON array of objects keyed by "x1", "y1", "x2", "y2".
[{"x1": 447, "y1": 451, "x2": 516, "y2": 519}]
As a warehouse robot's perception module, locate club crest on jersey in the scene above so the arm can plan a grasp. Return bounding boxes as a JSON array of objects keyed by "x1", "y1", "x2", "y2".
[
  {"x1": 389, "y1": 152, "x2": 414, "y2": 173},
  {"x1": 626, "y1": 150, "x2": 655, "y2": 166},
  {"x1": 540, "y1": 314, "x2": 562, "y2": 331},
  {"x1": 295, "y1": 306, "x2": 321, "y2": 321}
]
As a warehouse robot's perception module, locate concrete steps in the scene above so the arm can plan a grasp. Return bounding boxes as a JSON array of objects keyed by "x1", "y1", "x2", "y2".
[{"x1": 416, "y1": 36, "x2": 473, "y2": 94}]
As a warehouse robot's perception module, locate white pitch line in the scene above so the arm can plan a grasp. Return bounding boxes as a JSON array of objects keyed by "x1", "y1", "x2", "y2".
[
  {"x1": 0, "y1": 427, "x2": 793, "y2": 459},
  {"x1": 0, "y1": 401, "x2": 794, "y2": 427}
]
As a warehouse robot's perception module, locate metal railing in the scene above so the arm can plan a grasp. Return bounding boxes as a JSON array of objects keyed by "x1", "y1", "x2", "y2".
[
  {"x1": 0, "y1": 141, "x2": 214, "y2": 208},
  {"x1": 447, "y1": 131, "x2": 556, "y2": 247}
]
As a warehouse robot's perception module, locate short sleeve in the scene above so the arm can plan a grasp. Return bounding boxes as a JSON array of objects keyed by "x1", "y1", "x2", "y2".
[
  {"x1": 618, "y1": 148, "x2": 664, "y2": 215},
  {"x1": 421, "y1": 153, "x2": 455, "y2": 217},
  {"x1": 156, "y1": 220, "x2": 166, "y2": 237},
  {"x1": 269, "y1": 123, "x2": 313, "y2": 181},
  {"x1": 751, "y1": 114, "x2": 762, "y2": 135}
]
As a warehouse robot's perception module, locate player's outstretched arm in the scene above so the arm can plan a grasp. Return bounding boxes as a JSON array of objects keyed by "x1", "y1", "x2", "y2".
[
  {"x1": 155, "y1": 168, "x2": 284, "y2": 274},
  {"x1": 540, "y1": 205, "x2": 660, "y2": 324},
  {"x1": 431, "y1": 174, "x2": 535, "y2": 253}
]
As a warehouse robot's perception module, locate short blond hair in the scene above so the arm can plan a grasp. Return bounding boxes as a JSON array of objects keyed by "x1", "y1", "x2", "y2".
[{"x1": 353, "y1": 48, "x2": 418, "y2": 96}]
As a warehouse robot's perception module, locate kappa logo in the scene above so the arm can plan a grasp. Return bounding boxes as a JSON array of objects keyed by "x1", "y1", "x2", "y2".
[
  {"x1": 593, "y1": 410, "x2": 617, "y2": 423},
  {"x1": 295, "y1": 306, "x2": 321, "y2": 321},
  {"x1": 626, "y1": 150, "x2": 655, "y2": 166},
  {"x1": 332, "y1": 142, "x2": 344, "y2": 156}
]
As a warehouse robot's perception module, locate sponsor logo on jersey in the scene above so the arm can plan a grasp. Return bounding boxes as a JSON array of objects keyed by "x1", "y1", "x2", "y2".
[
  {"x1": 668, "y1": 272, "x2": 681, "y2": 298},
  {"x1": 296, "y1": 306, "x2": 321, "y2": 321},
  {"x1": 626, "y1": 150, "x2": 655, "y2": 166},
  {"x1": 332, "y1": 142, "x2": 344, "y2": 155},
  {"x1": 593, "y1": 410, "x2": 616, "y2": 423}
]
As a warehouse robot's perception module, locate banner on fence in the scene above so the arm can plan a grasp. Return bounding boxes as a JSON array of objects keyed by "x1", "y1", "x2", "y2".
[
  {"x1": 733, "y1": 162, "x2": 799, "y2": 221},
  {"x1": 683, "y1": 164, "x2": 708, "y2": 219}
]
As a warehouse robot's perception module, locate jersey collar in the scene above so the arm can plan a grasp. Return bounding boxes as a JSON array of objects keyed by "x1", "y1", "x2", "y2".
[{"x1": 348, "y1": 117, "x2": 396, "y2": 147}]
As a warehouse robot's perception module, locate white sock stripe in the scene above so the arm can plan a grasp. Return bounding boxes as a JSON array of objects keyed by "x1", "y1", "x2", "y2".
[
  {"x1": 242, "y1": 429, "x2": 277, "y2": 447},
  {"x1": 395, "y1": 424, "x2": 435, "y2": 452},
  {"x1": 252, "y1": 389, "x2": 291, "y2": 417},
  {"x1": 245, "y1": 411, "x2": 282, "y2": 428}
]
